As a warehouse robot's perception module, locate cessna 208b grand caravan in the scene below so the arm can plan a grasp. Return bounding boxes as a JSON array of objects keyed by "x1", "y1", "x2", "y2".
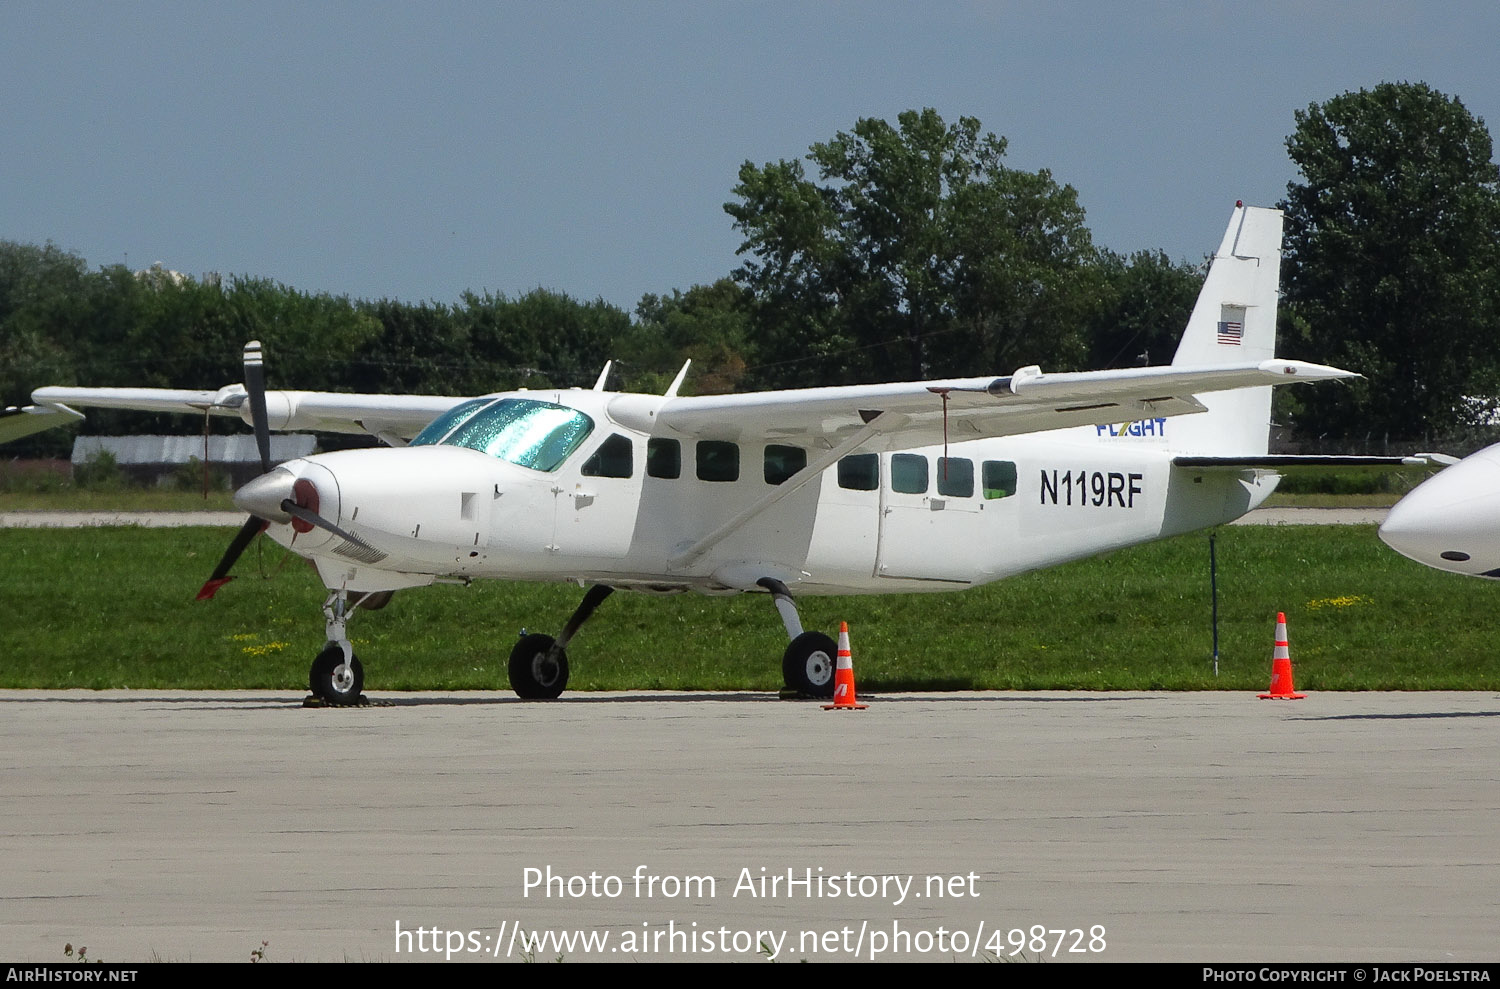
[{"x1": 6, "y1": 204, "x2": 1388, "y2": 704}]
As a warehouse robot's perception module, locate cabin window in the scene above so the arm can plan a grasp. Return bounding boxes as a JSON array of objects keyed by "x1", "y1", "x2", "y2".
[
  {"x1": 837, "y1": 453, "x2": 878, "y2": 491},
  {"x1": 891, "y1": 453, "x2": 928, "y2": 494},
  {"x1": 936, "y1": 457, "x2": 974, "y2": 498},
  {"x1": 417, "y1": 397, "x2": 594, "y2": 472},
  {"x1": 983, "y1": 460, "x2": 1018, "y2": 499},
  {"x1": 581, "y1": 433, "x2": 633, "y2": 478},
  {"x1": 647, "y1": 438, "x2": 681, "y2": 479},
  {"x1": 764, "y1": 444, "x2": 806, "y2": 485},
  {"x1": 696, "y1": 441, "x2": 739, "y2": 482}
]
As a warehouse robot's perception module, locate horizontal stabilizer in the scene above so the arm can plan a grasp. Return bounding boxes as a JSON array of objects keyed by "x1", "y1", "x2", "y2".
[{"x1": 1173, "y1": 454, "x2": 1450, "y2": 472}]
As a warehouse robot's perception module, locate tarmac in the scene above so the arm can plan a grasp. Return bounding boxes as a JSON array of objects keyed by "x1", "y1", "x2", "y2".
[{"x1": 1, "y1": 688, "x2": 1496, "y2": 963}]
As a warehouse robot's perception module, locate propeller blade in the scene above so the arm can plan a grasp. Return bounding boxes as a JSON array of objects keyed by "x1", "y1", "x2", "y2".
[
  {"x1": 280, "y1": 502, "x2": 386, "y2": 562},
  {"x1": 197, "y1": 515, "x2": 267, "y2": 600},
  {"x1": 196, "y1": 341, "x2": 276, "y2": 600},
  {"x1": 243, "y1": 340, "x2": 271, "y2": 476}
]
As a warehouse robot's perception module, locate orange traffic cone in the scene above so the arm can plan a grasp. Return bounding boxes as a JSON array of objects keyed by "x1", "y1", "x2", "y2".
[
  {"x1": 822, "y1": 622, "x2": 868, "y2": 710},
  {"x1": 1258, "y1": 612, "x2": 1305, "y2": 699}
]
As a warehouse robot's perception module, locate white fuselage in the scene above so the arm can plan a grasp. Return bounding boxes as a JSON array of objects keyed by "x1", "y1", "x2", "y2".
[{"x1": 258, "y1": 389, "x2": 1277, "y2": 596}]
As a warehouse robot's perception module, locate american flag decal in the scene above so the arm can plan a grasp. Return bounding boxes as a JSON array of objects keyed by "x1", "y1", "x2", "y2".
[{"x1": 1217, "y1": 320, "x2": 1243, "y2": 345}]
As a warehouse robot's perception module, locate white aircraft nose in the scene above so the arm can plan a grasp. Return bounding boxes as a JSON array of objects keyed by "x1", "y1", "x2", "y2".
[{"x1": 1379, "y1": 446, "x2": 1500, "y2": 577}]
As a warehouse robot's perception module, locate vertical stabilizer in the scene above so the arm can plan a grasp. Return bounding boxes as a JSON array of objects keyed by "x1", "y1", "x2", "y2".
[{"x1": 1169, "y1": 204, "x2": 1283, "y2": 456}]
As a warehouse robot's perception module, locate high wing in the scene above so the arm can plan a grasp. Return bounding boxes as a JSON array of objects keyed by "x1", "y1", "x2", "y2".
[
  {"x1": 23, "y1": 358, "x2": 1355, "y2": 450},
  {"x1": 653, "y1": 358, "x2": 1356, "y2": 450},
  {"x1": 27, "y1": 385, "x2": 471, "y2": 443}
]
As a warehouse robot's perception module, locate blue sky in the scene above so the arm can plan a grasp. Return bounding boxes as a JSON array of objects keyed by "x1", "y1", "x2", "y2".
[{"x1": 3, "y1": 1, "x2": 1497, "y2": 312}]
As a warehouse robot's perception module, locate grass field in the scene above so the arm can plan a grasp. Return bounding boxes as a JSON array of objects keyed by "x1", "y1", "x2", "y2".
[{"x1": 2, "y1": 523, "x2": 1495, "y2": 692}]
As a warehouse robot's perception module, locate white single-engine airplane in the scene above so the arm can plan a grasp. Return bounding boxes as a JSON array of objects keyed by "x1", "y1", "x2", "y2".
[
  {"x1": 1379, "y1": 445, "x2": 1493, "y2": 576},
  {"x1": 6, "y1": 204, "x2": 1413, "y2": 703}
]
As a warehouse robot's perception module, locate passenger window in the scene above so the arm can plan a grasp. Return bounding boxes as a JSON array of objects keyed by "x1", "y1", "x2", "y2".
[
  {"x1": 764, "y1": 445, "x2": 807, "y2": 485},
  {"x1": 936, "y1": 457, "x2": 974, "y2": 497},
  {"x1": 837, "y1": 453, "x2": 878, "y2": 491},
  {"x1": 647, "y1": 438, "x2": 681, "y2": 479},
  {"x1": 891, "y1": 453, "x2": 928, "y2": 494},
  {"x1": 696, "y1": 441, "x2": 739, "y2": 482},
  {"x1": 983, "y1": 460, "x2": 1018, "y2": 499},
  {"x1": 581, "y1": 434, "x2": 633, "y2": 478}
]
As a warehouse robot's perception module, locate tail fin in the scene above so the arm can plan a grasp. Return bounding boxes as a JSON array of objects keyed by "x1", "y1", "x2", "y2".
[{"x1": 1169, "y1": 203, "x2": 1283, "y2": 456}]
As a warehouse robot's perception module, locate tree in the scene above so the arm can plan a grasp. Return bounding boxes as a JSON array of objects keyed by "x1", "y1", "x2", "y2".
[
  {"x1": 626, "y1": 280, "x2": 751, "y2": 394},
  {"x1": 0, "y1": 242, "x2": 89, "y2": 408},
  {"x1": 725, "y1": 109, "x2": 1098, "y2": 386},
  {"x1": 453, "y1": 288, "x2": 631, "y2": 393},
  {"x1": 1279, "y1": 82, "x2": 1500, "y2": 445},
  {"x1": 1084, "y1": 250, "x2": 1203, "y2": 370}
]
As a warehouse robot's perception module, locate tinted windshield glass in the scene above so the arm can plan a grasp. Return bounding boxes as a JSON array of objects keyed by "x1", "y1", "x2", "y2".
[
  {"x1": 434, "y1": 398, "x2": 594, "y2": 471},
  {"x1": 409, "y1": 398, "x2": 492, "y2": 447}
]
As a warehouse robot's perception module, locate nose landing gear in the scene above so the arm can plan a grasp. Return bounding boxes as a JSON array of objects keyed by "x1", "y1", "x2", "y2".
[{"x1": 308, "y1": 589, "x2": 366, "y2": 705}]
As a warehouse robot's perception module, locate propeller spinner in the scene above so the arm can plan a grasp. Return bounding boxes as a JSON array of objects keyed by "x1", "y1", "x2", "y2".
[{"x1": 196, "y1": 342, "x2": 373, "y2": 600}]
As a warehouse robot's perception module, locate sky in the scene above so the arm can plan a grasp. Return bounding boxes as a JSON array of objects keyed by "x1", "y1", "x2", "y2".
[{"x1": 3, "y1": 1, "x2": 1498, "y2": 314}]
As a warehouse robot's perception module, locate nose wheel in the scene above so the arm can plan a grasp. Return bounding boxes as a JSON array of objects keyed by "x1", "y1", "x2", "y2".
[
  {"x1": 310, "y1": 645, "x2": 365, "y2": 705},
  {"x1": 309, "y1": 588, "x2": 366, "y2": 705}
]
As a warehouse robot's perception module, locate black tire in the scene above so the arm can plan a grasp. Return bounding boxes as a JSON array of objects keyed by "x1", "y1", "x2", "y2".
[
  {"x1": 310, "y1": 645, "x2": 365, "y2": 705},
  {"x1": 352, "y1": 589, "x2": 395, "y2": 611},
  {"x1": 509, "y1": 633, "x2": 569, "y2": 700},
  {"x1": 782, "y1": 631, "x2": 837, "y2": 698}
]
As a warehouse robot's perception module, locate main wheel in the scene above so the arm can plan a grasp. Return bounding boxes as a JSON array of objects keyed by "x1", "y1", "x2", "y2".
[
  {"x1": 509, "y1": 633, "x2": 569, "y2": 699},
  {"x1": 310, "y1": 645, "x2": 365, "y2": 705},
  {"x1": 782, "y1": 631, "x2": 837, "y2": 698}
]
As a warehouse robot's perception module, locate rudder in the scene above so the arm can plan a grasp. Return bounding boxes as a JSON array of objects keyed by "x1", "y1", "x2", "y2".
[{"x1": 1169, "y1": 204, "x2": 1283, "y2": 456}]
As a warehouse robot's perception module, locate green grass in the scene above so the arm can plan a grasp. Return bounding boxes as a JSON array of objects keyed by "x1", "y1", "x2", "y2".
[
  {"x1": 0, "y1": 489, "x2": 238, "y2": 511},
  {"x1": 2, "y1": 525, "x2": 1496, "y2": 692}
]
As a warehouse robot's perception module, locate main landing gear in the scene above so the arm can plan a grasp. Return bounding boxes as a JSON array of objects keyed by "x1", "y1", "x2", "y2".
[
  {"x1": 758, "y1": 578, "x2": 837, "y2": 699},
  {"x1": 508, "y1": 585, "x2": 615, "y2": 699},
  {"x1": 508, "y1": 580, "x2": 836, "y2": 701}
]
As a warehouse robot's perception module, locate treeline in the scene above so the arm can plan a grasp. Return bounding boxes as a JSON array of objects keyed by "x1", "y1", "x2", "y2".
[
  {"x1": 0, "y1": 245, "x2": 1200, "y2": 457},
  {"x1": 6, "y1": 84, "x2": 1500, "y2": 454}
]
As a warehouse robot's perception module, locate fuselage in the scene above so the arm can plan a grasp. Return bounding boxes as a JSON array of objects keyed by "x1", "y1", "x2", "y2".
[{"x1": 246, "y1": 388, "x2": 1278, "y2": 596}]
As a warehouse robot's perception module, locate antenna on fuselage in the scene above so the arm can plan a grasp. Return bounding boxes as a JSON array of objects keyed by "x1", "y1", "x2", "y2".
[
  {"x1": 664, "y1": 359, "x2": 691, "y2": 398},
  {"x1": 591, "y1": 361, "x2": 613, "y2": 392}
]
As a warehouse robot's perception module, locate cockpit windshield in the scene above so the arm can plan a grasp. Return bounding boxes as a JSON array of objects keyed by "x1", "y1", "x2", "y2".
[{"x1": 409, "y1": 398, "x2": 594, "y2": 472}]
